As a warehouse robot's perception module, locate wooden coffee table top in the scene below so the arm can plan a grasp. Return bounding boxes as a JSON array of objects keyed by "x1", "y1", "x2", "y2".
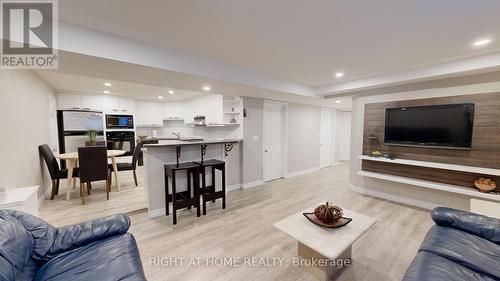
[{"x1": 274, "y1": 206, "x2": 376, "y2": 259}]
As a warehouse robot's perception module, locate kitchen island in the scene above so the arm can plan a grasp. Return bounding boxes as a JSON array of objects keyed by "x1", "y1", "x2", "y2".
[{"x1": 142, "y1": 139, "x2": 242, "y2": 218}]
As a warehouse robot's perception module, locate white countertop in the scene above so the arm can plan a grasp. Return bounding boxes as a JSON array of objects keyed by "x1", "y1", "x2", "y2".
[
  {"x1": 274, "y1": 206, "x2": 376, "y2": 259},
  {"x1": 143, "y1": 138, "x2": 242, "y2": 147}
]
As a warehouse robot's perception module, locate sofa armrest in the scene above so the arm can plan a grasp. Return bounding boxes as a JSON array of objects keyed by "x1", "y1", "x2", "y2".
[
  {"x1": 46, "y1": 214, "x2": 131, "y2": 258},
  {"x1": 432, "y1": 207, "x2": 500, "y2": 244}
]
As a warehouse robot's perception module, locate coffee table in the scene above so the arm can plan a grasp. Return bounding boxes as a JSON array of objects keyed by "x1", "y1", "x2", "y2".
[{"x1": 274, "y1": 206, "x2": 376, "y2": 280}]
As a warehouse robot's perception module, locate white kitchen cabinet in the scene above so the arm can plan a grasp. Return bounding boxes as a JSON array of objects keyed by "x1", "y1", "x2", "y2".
[
  {"x1": 163, "y1": 102, "x2": 184, "y2": 120},
  {"x1": 136, "y1": 101, "x2": 163, "y2": 127},
  {"x1": 135, "y1": 101, "x2": 149, "y2": 126},
  {"x1": 81, "y1": 95, "x2": 103, "y2": 111},
  {"x1": 58, "y1": 93, "x2": 82, "y2": 109},
  {"x1": 102, "y1": 95, "x2": 121, "y2": 112},
  {"x1": 183, "y1": 94, "x2": 223, "y2": 124},
  {"x1": 150, "y1": 102, "x2": 163, "y2": 126},
  {"x1": 119, "y1": 97, "x2": 135, "y2": 113}
]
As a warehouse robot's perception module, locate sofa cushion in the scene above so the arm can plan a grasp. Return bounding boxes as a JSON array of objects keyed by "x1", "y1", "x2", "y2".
[
  {"x1": 432, "y1": 207, "x2": 500, "y2": 244},
  {"x1": 402, "y1": 251, "x2": 498, "y2": 281},
  {"x1": 33, "y1": 233, "x2": 146, "y2": 281},
  {"x1": 0, "y1": 214, "x2": 35, "y2": 281},
  {"x1": 419, "y1": 225, "x2": 500, "y2": 278}
]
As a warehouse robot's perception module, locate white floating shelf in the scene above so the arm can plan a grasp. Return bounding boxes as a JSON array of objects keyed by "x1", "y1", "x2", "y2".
[
  {"x1": 358, "y1": 155, "x2": 500, "y2": 176},
  {"x1": 358, "y1": 170, "x2": 500, "y2": 202},
  {"x1": 206, "y1": 123, "x2": 240, "y2": 127},
  {"x1": 223, "y1": 112, "x2": 240, "y2": 114},
  {"x1": 223, "y1": 100, "x2": 241, "y2": 103}
]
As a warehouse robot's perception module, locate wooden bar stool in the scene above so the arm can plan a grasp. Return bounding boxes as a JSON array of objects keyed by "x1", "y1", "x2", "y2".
[
  {"x1": 164, "y1": 162, "x2": 201, "y2": 225},
  {"x1": 193, "y1": 159, "x2": 226, "y2": 215}
]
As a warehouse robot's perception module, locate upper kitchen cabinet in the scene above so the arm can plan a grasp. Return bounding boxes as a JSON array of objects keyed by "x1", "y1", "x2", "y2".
[
  {"x1": 163, "y1": 102, "x2": 184, "y2": 120},
  {"x1": 102, "y1": 95, "x2": 121, "y2": 113},
  {"x1": 119, "y1": 97, "x2": 135, "y2": 113},
  {"x1": 184, "y1": 94, "x2": 223, "y2": 124},
  {"x1": 136, "y1": 101, "x2": 163, "y2": 127},
  {"x1": 81, "y1": 95, "x2": 103, "y2": 111},
  {"x1": 57, "y1": 93, "x2": 82, "y2": 110}
]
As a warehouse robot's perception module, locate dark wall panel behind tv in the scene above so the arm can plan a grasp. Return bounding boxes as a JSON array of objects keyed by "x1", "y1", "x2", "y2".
[{"x1": 363, "y1": 92, "x2": 500, "y2": 169}]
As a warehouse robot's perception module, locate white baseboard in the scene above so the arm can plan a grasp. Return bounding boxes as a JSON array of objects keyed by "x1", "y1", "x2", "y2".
[
  {"x1": 285, "y1": 167, "x2": 320, "y2": 178},
  {"x1": 227, "y1": 184, "x2": 242, "y2": 191},
  {"x1": 348, "y1": 183, "x2": 439, "y2": 210},
  {"x1": 243, "y1": 180, "x2": 264, "y2": 189},
  {"x1": 148, "y1": 207, "x2": 166, "y2": 219}
]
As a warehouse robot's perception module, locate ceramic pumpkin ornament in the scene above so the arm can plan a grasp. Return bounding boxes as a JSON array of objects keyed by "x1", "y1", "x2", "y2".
[{"x1": 314, "y1": 202, "x2": 343, "y2": 224}]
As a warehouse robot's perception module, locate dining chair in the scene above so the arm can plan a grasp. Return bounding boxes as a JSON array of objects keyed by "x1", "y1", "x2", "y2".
[
  {"x1": 78, "y1": 146, "x2": 111, "y2": 204},
  {"x1": 110, "y1": 141, "x2": 143, "y2": 187},
  {"x1": 39, "y1": 144, "x2": 79, "y2": 200}
]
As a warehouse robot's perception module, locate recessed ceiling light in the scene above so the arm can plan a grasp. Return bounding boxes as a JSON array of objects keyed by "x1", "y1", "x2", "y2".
[
  {"x1": 168, "y1": 90, "x2": 174, "y2": 95},
  {"x1": 335, "y1": 72, "x2": 344, "y2": 78},
  {"x1": 158, "y1": 96, "x2": 164, "y2": 100},
  {"x1": 335, "y1": 100, "x2": 342, "y2": 104},
  {"x1": 473, "y1": 39, "x2": 491, "y2": 47},
  {"x1": 103, "y1": 90, "x2": 110, "y2": 94},
  {"x1": 104, "y1": 82, "x2": 112, "y2": 87},
  {"x1": 203, "y1": 86, "x2": 211, "y2": 92}
]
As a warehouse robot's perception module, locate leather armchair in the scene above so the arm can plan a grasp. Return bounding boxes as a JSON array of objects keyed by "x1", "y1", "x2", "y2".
[{"x1": 0, "y1": 210, "x2": 147, "y2": 281}]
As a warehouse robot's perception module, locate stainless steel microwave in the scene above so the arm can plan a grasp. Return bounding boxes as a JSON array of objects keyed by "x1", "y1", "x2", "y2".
[{"x1": 106, "y1": 114, "x2": 134, "y2": 129}]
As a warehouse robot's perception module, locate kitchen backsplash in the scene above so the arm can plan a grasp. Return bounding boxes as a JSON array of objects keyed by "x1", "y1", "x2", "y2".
[{"x1": 136, "y1": 121, "x2": 240, "y2": 139}]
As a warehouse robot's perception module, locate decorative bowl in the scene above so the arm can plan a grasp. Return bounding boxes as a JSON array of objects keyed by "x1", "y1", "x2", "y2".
[{"x1": 474, "y1": 178, "x2": 496, "y2": 193}]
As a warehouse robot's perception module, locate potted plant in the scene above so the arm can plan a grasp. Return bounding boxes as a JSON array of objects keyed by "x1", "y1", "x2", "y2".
[{"x1": 87, "y1": 130, "x2": 97, "y2": 146}]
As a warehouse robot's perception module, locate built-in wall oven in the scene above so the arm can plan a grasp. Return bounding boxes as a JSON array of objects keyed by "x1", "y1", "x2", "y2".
[
  {"x1": 106, "y1": 114, "x2": 134, "y2": 129},
  {"x1": 106, "y1": 131, "x2": 135, "y2": 157}
]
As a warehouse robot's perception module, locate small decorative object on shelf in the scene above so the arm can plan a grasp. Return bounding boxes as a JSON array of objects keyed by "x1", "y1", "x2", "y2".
[
  {"x1": 230, "y1": 117, "x2": 237, "y2": 123},
  {"x1": 367, "y1": 133, "x2": 379, "y2": 154},
  {"x1": 231, "y1": 107, "x2": 235, "y2": 112},
  {"x1": 87, "y1": 130, "x2": 97, "y2": 146},
  {"x1": 474, "y1": 178, "x2": 497, "y2": 193},
  {"x1": 138, "y1": 135, "x2": 148, "y2": 141},
  {"x1": 371, "y1": 150, "x2": 383, "y2": 157},
  {"x1": 303, "y1": 202, "x2": 352, "y2": 229}
]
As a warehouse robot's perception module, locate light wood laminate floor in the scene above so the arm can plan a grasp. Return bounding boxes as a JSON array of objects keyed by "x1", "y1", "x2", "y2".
[{"x1": 39, "y1": 163, "x2": 434, "y2": 281}]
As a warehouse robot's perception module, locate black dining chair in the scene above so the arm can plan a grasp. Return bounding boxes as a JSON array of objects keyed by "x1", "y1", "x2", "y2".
[
  {"x1": 78, "y1": 146, "x2": 111, "y2": 204},
  {"x1": 39, "y1": 144, "x2": 79, "y2": 200},
  {"x1": 110, "y1": 141, "x2": 143, "y2": 187}
]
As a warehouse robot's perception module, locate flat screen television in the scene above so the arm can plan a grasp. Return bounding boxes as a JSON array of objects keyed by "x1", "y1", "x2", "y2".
[{"x1": 384, "y1": 103, "x2": 474, "y2": 150}]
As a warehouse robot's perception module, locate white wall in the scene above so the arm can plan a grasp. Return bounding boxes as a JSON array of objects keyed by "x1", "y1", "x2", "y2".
[
  {"x1": 286, "y1": 103, "x2": 321, "y2": 174},
  {"x1": 335, "y1": 111, "x2": 351, "y2": 161},
  {"x1": 0, "y1": 70, "x2": 56, "y2": 198},
  {"x1": 349, "y1": 80, "x2": 500, "y2": 211}
]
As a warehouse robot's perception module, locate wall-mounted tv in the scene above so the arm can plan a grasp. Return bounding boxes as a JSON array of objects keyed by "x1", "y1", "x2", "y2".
[{"x1": 384, "y1": 103, "x2": 474, "y2": 150}]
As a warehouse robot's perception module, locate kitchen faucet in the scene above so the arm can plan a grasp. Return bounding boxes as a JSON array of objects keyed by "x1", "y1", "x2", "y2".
[{"x1": 172, "y1": 132, "x2": 180, "y2": 139}]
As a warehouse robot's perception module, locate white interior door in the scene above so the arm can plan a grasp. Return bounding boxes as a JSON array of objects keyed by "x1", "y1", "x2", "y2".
[
  {"x1": 320, "y1": 108, "x2": 333, "y2": 168},
  {"x1": 336, "y1": 111, "x2": 352, "y2": 161},
  {"x1": 263, "y1": 102, "x2": 283, "y2": 181}
]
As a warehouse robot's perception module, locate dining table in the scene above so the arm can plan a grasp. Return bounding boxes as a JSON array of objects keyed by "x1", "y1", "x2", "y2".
[{"x1": 56, "y1": 150, "x2": 126, "y2": 200}]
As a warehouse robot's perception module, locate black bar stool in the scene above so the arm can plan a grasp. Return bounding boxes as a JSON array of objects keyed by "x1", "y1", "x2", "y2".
[
  {"x1": 164, "y1": 162, "x2": 200, "y2": 225},
  {"x1": 193, "y1": 159, "x2": 226, "y2": 215}
]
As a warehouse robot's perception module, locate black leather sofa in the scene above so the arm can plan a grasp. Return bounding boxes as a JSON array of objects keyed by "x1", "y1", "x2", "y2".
[
  {"x1": 402, "y1": 207, "x2": 500, "y2": 281},
  {"x1": 0, "y1": 210, "x2": 147, "y2": 281}
]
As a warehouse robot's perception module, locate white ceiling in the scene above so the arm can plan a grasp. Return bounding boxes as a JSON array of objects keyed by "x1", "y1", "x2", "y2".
[
  {"x1": 35, "y1": 71, "x2": 206, "y2": 101},
  {"x1": 59, "y1": 0, "x2": 500, "y2": 87}
]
